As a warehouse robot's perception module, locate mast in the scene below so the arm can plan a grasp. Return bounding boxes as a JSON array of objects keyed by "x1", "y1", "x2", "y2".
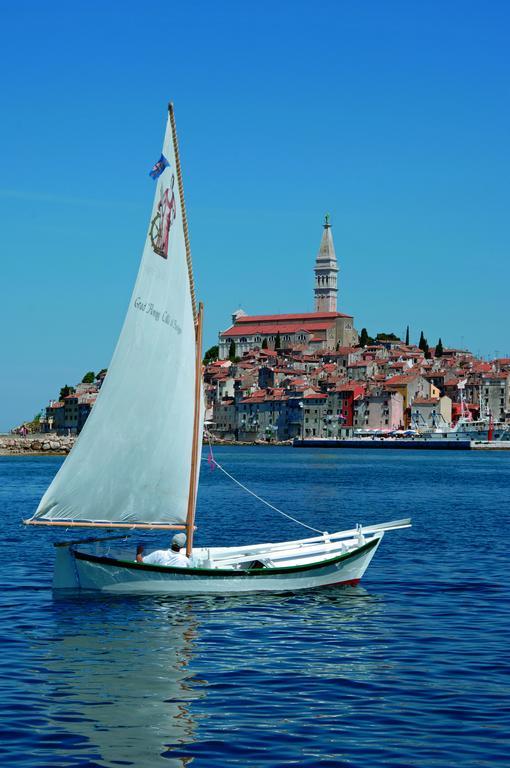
[
  {"x1": 186, "y1": 302, "x2": 204, "y2": 556},
  {"x1": 168, "y1": 102, "x2": 203, "y2": 556}
]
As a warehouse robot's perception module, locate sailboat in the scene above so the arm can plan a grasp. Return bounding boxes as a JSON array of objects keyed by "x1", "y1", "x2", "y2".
[{"x1": 25, "y1": 103, "x2": 410, "y2": 594}]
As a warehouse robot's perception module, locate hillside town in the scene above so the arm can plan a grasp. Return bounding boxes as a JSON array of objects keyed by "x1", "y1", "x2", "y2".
[{"x1": 32, "y1": 218, "x2": 510, "y2": 441}]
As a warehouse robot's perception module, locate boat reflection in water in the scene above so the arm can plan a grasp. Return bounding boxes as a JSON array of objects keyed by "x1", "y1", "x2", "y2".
[
  {"x1": 42, "y1": 597, "x2": 201, "y2": 768},
  {"x1": 41, "y1": 588, "x2": 389, "y2": 766}
]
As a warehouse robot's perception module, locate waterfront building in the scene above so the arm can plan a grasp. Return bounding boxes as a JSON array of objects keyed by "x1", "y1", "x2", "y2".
[
  {"x1": 411, "y1": 396, "x2": 453, "y2": 429},
  {"x1": 353, "y1": 389, "x2": 404, "y2": 431},
  {"x1": 302, "y1": 393, "x2": 328, "y2": 438},
  {"x1": 63, "y1": 394, "x2": 80, "y2": 433},
  {"x1": 325, "y1": 383, "x2": 365, "y2": 429},
  {"x1": 477, "y1": 373, "x2": 510, "y2": 421},
  {"x1": 384, "y1": 374, "x2": 433, "y2": 426},
  {"x1": 44, "y1": 401, "x2": 65, "y2": 433}
]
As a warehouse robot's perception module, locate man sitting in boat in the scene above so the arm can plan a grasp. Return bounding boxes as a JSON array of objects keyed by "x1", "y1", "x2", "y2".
[{"x1": 141, "y1": 533, "x2": 190, "y2": 568}]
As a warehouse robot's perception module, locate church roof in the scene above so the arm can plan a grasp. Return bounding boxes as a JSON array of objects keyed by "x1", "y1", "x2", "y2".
[{"x1": 233, "y1": 311, "x2": 352, "y2": 323}]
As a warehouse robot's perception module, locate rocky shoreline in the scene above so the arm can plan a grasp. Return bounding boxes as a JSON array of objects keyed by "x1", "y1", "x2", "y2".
[
  {"x1": 0, "y1": 434, "x2": 291, "y2": 456},
  {"x1": 0, "y1": 435, "x2": 76, "y2": 456}
]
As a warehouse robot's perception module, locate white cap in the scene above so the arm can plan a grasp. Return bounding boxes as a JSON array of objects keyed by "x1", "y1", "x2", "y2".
[{"x1": 172, "y1": 533, "x2": 186, "y2": 548}]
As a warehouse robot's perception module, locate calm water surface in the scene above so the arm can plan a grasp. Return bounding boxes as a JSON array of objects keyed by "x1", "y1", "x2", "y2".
[{"x1": 1, "y1": 447, "x2": 509, "y2": 767}]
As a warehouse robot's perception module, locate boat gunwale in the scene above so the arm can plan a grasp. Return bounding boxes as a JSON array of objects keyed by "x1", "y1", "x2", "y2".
[{"x1": 73, "y1": 537, "x2": 380, "y2": 577}]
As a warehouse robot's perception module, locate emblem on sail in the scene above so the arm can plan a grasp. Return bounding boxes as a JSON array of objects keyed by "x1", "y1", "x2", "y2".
[{"x1": 149, "y1": 175, "x2": 177, "y2": 258}]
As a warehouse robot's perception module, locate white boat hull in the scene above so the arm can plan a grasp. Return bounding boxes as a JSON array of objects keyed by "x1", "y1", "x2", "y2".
[{"x1": 54, "y1": 536, "x2": 383, "y2": 595}]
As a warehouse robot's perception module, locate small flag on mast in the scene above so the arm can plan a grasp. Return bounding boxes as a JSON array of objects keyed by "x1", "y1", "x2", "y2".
[{"x1": 149, "y1": 154, "x2": 169, "y2": 180}]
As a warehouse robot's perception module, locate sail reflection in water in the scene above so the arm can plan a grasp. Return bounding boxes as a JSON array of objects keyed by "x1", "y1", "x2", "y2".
[{"x1": 41, "y1": 598, "x2": 201, "y2": 767}]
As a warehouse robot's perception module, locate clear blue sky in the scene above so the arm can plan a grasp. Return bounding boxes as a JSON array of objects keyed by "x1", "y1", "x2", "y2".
[{"x1": 1, "y1": 0, "x2": 509, "y2": 431}]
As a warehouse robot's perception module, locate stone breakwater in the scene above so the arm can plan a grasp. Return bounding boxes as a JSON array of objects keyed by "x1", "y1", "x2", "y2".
[{"x1": 0, "y1": 435, "x2": 76, "y2": 455}]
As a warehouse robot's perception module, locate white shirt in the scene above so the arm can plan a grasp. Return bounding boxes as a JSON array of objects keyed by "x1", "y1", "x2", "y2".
[{"x1": 143, "y1": 548, "x2": 190, "y2": 568}]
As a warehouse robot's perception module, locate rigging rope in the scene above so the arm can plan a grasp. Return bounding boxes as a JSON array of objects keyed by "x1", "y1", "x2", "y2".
[{"x1": 204, "y1": 434, "x2": 323, "y2": 534}]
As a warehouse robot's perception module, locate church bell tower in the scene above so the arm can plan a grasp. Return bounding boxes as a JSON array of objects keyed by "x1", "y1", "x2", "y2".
[{"x1": 314, "y1": 214, "x2": 338, "y2": 312}]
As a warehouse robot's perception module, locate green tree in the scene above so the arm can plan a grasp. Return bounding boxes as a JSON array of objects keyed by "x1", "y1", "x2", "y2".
[
  {"x1": 203, "y1": 345, "x2": 219, "y2": 365},
  {"x1": 275, "y1": 332, "x2": 281, "y2": 349},
  {"x1": 261, "y1": 338, "x2": 268, "y2": 349},
  {"x1": 228, "y1": 340, "x2": 236, "y2": 361},
  {"x1": 96, "y1": 368, "x2": 107, "y2": 380},
  {"x1": 59, "y1": 385, "x2": 75, "y2": 401},
  {"x1": 435, "y1": 338, "x2": 444, "y2": 357},
  {"x1": 359, "y1": 328, "x2": 370, "y2": 347},
  {"x1": 405, "y1": 325, "x2": 410, "y2": 345},
  {"x1": 376, "y1": 332, "x2": 399, "y2": 341},
  {"x1": 82, "y1": 371, "x2": 95, "y2": 384}
]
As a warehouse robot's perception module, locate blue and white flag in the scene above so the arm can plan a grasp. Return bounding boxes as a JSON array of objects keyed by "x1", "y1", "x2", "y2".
[{"x1": 149, "y1": 153, "x2": 169, "y2": 180}]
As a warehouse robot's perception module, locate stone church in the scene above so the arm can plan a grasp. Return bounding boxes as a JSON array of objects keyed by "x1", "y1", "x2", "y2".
[{"x1": 218, "y1": 217, "x2": 358, "y2": 358}]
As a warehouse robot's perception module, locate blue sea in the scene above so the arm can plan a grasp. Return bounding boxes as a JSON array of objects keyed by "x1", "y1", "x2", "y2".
[{"x1": 1, "y1": 447, "x2": 509, "y2": 767}]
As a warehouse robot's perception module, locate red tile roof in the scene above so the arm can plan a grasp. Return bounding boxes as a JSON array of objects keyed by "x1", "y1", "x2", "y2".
[
  {"x1": 234, "y1": 311, "x2": 352, "y2": 323},
  {"x1": 221, "y1": 323, "x2": 332, "y2": 337},
  {"x1": 333, "y1": 383, "x2": 366, "y2": 393},
  {"x1": 385, "y1": 374, "x2": 418, "y2": 386},
  {"x1": 323, "y1": 347, "x2": 356, "y2": 356}
]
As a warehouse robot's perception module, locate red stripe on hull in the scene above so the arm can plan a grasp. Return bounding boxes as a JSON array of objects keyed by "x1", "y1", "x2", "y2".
[{"x1": 330, "y1": 578, "x2": 361, "y2": 587}]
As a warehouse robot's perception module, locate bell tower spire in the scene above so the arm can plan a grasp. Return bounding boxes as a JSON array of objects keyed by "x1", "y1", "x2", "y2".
[{"x1": 314, "y1": 214, "x2": 338, "y2": 312}]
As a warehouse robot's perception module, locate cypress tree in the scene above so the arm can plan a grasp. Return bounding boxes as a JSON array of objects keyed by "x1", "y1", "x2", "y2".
[
  {"x1": 435, "y1": 338, "x2": 444, "y2": 357},
  {"x1": 261, "y1": 338, "x2": 268, "y2": 349},
  {"x1": 203, "y1": 345, "x2": 219, "y2": 365},
  {"x1": 405, "y1": 325, "x2": 409, "y2": 345},
  {"x1": 359, "y1": 328, "x2": 369, "y2": 347},
  {"x1": 275, "y1": 332, "x2": 281, "y2": 349},
  {"x1": 418, "y1": 331, "x2": 425, "y2": 350},
  {"x1": 228, "y1": 340, "x2": 236, "y2": 360}
]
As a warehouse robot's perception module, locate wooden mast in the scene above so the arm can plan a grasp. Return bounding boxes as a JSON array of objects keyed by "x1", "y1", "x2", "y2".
[
  {"x1": 185, "y1": 302, "x2": 204, "y2": 556},
  {"x1": 168, "y1": 102, "x2": 203, "y2": 558}
]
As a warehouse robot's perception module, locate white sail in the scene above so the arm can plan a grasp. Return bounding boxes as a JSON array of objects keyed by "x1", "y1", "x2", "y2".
[{"x1": 33, "y1": 113, "x2": 200, "y2": 526}]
